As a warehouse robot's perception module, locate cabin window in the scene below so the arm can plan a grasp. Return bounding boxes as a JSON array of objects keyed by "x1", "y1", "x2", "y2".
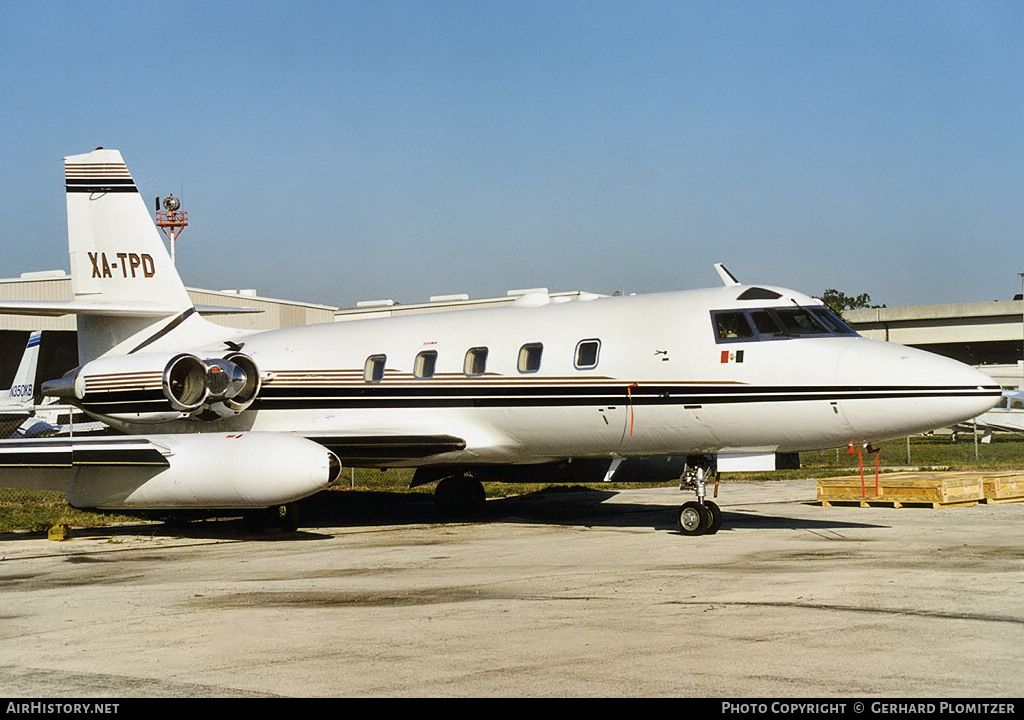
[
  {"x1": 712, "y1": 311, "x2": 756, "y2": 341},
  {"x1": 575, "y1": 339, "x2": 600, "y2": 369},
  {"x1": 464, "y1": 347, "x2": 488, "y2": 376},
  {"x1": 518, "y1": 343, "x2": 543, "y2": 373},
  {"x1": 414, "y1": 350, "x2": 438, "y2": 379},
  {"x1": 364, "y1": 354, "x2": 386, "y2": 383}
]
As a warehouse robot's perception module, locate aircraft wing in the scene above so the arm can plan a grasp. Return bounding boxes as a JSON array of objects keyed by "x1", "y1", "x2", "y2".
[
  {"x1": 0, "y1": 433, "x2": 466, "y2": 470},
  {"x1": 0, "y1": 432, "x2": 338, "y2": 510},
  {"x1": 970, "y1": 417, "x2": 1024, "y2": 434},
  {"x1": 303, "y1": 433, "x2": 467, "y2": 465},
  {"x1": 0, "y1": 436, "x2": 169, "y2": 468}
]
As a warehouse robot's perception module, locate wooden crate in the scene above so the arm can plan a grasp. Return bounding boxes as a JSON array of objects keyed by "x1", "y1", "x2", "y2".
[
  {"x1": 817, "y1": 471, "x2": 985, "y2": 508},
  {"x1": 979, "y1": 472, "x2": 1024, "y2": 504}
]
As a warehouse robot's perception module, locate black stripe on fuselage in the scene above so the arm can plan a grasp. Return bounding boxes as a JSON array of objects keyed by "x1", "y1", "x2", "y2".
[{"x1": 76, "y1": 383, "x2": 1003, "y2": 415}]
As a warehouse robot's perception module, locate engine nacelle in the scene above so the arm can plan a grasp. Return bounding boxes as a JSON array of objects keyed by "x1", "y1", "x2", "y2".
[
  {"x1": 60, "y1": 351, "x2": 263, "y2": 423},
  {"x1": 209, "y1": 352, "x2": 262, "y2": 415},
  {"x1": 164, "y1": 353, "x2": 209, "y2": 412},
  {"x1": 65, "y1": 432, "x2": 341, "y2": 510}
]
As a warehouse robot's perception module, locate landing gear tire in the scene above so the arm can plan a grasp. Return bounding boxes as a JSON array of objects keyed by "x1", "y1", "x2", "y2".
[
  {"x1": 677, "y1": 500, "x2": 721, "y2": 536},
  {"x1": 678, "y1": 501, "x2": 711, "y2": 536},
  {"x1": 163, "y1": 514, "x2": 190, "y2": 528},
  {"x1": 703, "y1": 500, "x2": 722, "y2": 535},
  {"x1": 678, "y1": 458, "x2": 724, "y2": 536},
  {"x1": 434, "y1": 474, "x2": 486, "y2": 518},
  {"x1": 275, "y1": 502, "x2": 299, "y2": 532},
  {"x1": 243, "y1": 502, "x2": 299, "y2": 533}
]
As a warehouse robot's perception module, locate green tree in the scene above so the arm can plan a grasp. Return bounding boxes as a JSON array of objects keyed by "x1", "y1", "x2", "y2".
[{"x1": 819, "y1": 288, "x2": 878, "y2": 314}]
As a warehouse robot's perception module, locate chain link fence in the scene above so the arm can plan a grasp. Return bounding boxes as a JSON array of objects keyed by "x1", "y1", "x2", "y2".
[{"x1": 0, "y1": 404, "x2": 111, "y2": 505}]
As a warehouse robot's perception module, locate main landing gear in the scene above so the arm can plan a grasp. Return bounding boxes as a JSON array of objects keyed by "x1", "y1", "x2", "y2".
[
  {"x1": 412, "y1": 467, "x2": 488, "y2": 518},
  {"x1": 433, "y1": 473, "x2": 486, "y2": 517},
  {"x1": 677, "y1": 461, "x2": 721, "y2": 536},
  {"x1": 243, "y1": 502, "x2": 300, "y2": 532}
]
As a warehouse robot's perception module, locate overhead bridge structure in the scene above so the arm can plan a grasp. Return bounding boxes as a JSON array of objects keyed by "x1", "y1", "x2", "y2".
[{"x1": 845, "y1": 300, "x2": 1024, "y2": 390}]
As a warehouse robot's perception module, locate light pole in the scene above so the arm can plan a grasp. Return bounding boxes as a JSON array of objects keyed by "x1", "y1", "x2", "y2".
[
  {"x1": 1019, "y1": 272, "x2": 1024, "y2": 390},
  {"x1": 156, "y1": 195, "x2": 187, "y2": 266}
]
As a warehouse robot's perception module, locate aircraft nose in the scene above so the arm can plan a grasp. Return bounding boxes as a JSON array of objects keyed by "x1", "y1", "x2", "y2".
[{"x1": 835, "y1": 339, "x2": 1002, "y2": 439}]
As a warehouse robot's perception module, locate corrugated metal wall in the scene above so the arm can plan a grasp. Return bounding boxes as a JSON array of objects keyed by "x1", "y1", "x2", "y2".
[
  {"x1": 0, "y1": 276, "x2": 337, "y2": 386},
  {"x1": 0, "y1": 275, "x2": 337, "y2": 332}
]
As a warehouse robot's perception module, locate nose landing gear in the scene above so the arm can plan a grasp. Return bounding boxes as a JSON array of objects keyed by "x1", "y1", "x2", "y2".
[{"x1": 677, "y1": 460, "x2": 721, "y2": 536}]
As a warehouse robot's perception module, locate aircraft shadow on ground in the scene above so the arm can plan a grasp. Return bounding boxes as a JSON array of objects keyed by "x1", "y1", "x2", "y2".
[{"x1": 0, "y1": 488, "x2": 888, "y2": 543}]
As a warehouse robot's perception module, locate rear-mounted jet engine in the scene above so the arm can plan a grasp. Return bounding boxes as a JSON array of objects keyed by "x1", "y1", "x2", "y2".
[{"x1": 43, "y1": 351, "x2": 262, "y2": 423}]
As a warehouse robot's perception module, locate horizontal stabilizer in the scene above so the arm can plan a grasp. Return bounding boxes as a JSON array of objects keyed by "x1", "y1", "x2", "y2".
[
  {"x1": 194, "y1": 304, "x2": 263, "y2": 315},
  {"x1": 0, "y1": 300, "x2": 262, "y2": 318},
  {"x1": 0, "y1": 300, "x2": 185, "y2": 318}
]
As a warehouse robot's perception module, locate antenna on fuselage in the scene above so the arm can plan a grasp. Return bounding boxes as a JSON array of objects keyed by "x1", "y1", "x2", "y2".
[{"x1": 714, "y1": 263, "x2": 740, "y2": 286}]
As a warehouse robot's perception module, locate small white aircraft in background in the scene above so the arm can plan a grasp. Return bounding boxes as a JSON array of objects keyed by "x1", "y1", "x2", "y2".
[
  {"x1": 0, "y1": 149, "x2": 1003, "y2": 534},
  {"x1": 0, "y1": 331, "x2": 55, "y2": 438},
  {"x1": 969, "y1": 390, "x2": 1024, "y2": 442},
  {"x1": 0, "y1": 330, "x2": 107, "y2": 439},
  {"x1": 0, "y1": 331, "x2": 41, "y2": 413}
]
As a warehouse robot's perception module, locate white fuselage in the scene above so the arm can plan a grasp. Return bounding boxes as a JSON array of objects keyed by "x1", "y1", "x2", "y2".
[{"x1": 88, "y1": 284, "x2": 1000, "y2": 467}]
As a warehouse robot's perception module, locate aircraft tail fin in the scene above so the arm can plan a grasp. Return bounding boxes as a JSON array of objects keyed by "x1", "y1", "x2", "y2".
[
  {"x1": 62, "y1": 149, "x2": 231, "y2": 362},
  {"x1": 0, "y1": 331, "x2": 41, "y2": 410}
]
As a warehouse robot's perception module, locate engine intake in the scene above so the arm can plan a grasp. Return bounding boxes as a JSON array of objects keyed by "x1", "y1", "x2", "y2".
[
  {"x1": 163, "y1": 354, "x2": 209, "y2": 412},
  {"x1": 220, "y1": 352, "x2": 261, "y2": 413}
]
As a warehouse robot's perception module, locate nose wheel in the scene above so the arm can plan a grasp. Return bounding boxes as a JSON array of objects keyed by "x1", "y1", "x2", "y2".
[
  {"x1": 677, "y1": 459, "x2": 722, "y2": 536},
  {"x1": 677, "y1": 500, "x2": 721, "y2": 535}
]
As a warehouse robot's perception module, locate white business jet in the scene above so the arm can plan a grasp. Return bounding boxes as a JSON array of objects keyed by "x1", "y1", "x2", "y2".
[{"x1": 0, "y1": 149, "x2": 1002, "y2": 534}]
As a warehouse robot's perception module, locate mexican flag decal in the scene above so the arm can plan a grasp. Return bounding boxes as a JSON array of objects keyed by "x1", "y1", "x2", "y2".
[{"x1": 720, "y1": 349, "x2": 744, "y2": 364}]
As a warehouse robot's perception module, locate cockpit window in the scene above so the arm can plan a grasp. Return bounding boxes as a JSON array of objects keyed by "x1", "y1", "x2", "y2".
[
  {"x1": 773, "y1": 308, "x2": 829, "y2": 336},
  {"x1": 713, "y1": 311, "x2": 756, "y2": 340},
  {"x1": 749, "y1": 310, "x2": 785, "y2": 338},
  {"x1": 809, "y1": 307, "x2": 856, "y2": 335},
  {"x1": 711, "y1": 306, "x2": 858, "y2": 343}
]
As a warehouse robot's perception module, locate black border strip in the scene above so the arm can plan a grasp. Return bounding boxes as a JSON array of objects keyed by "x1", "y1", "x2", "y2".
[
  {"x1": 128, "y1": 308, "x2": 198, "y2": 354},
  {"x1": 78, "y1": 384, "x2": 1003, "y2": 414},
  {"x1": 65, "y1": 178, "x2": 138, "y2": 193}
]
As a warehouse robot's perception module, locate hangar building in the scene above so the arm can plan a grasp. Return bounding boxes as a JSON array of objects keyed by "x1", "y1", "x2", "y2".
[{"x1": 0, "y1": 271, "x2": 336, "y2": 394}]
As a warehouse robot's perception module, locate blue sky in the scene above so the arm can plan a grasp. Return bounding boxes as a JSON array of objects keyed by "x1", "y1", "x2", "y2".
[{"x1": 2, "y1": 1, "x2": 1022, "y2": 308}]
